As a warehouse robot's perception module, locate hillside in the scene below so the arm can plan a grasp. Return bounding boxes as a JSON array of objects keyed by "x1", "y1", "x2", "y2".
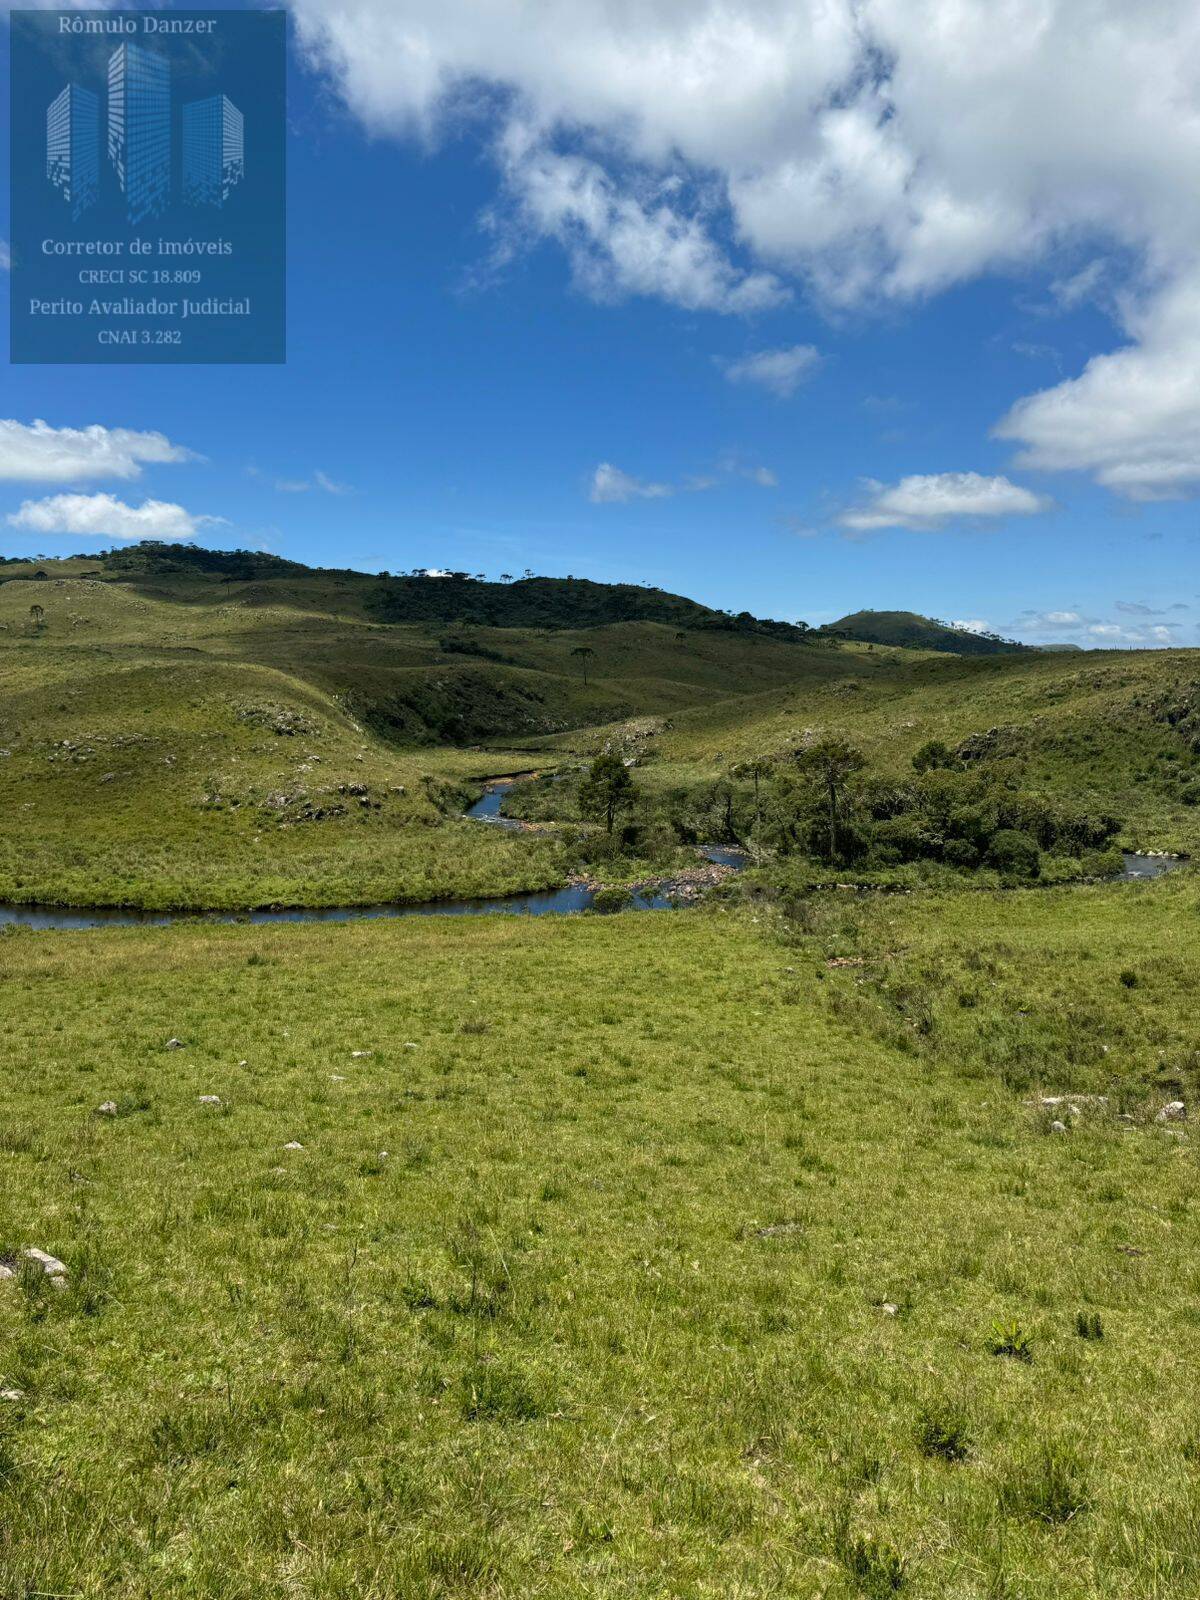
[
  {"x1": 2, "y1": 544, "x2": 1198, "y2": 905},
  {"x1": 825, "y1": 609, "x2": 1028, "y2": 655}
]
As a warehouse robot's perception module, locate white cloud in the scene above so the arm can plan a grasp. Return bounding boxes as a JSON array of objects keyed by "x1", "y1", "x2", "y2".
[
  {"x1": 746, "y1": 465, "x2": 778, "y2": 487},
  {"x1": 589, "y1": 463, "x2": 675, "y2": 503},
  {"x1": 492, "y1": 129, "x2": 788, "y2": 314},
  {"x1": 996, "y1": 276, "x2": 1200, "y2": 500},
  {"x1": 274, "y1": 469, "x2": 352, "y2": 494},
  {"x1": 0, "y1": 419, "x2": 194, "y2": 483},
  {"x1": 951, "y1": 618, "x2": 989, "y2": 635},
  {"x1": 722, "y1": 344, "x2": 821, "y2": 397},
  {"x1": 839, "y1": 471, "x2": 1050, "y2": 532},
  {"x1": 290, "y1": 0, "x2": 1200, "y2": 494},
  {"x1": 6, "y1": 492, "x2": 221, "y2": 543}
]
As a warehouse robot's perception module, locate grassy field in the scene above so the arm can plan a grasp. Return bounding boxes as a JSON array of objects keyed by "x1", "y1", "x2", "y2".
[{"x1": 2, "y1": 874, "x2": 1199, "y2": 1597}]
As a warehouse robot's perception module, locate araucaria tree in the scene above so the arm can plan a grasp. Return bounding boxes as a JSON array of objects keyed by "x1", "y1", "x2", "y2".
[
  {"x1": 579, "y1": 751, "x2": 635, "y2": 835},
  {"x1": 571, "y1": 645, "x2": 595, "y2": 685},
  {"x1": 793, "y1": 738, "x2": 866, "y2": 864}
]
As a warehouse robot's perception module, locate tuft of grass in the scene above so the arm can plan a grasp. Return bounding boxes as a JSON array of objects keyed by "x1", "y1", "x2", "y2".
[
  {"x1": 916, "y1": 1402, "x2": 972, "y2": 1462},
  {"x1": 997, "y1": 1441, "x2": 1092, "y2": 1525}
]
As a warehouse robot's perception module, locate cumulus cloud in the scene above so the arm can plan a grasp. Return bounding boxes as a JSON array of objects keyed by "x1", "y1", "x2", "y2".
[
  {"x1": 1017, "y1": 607, "x2": 1178, "y2": 647},
  {"x1": 722, "y1": 344, "x2": 821, "y2": 397},
  {"x1": 6, "y1": 492, "x2": 221, "y2": 543},
  {"x1": 492, "y1": 130, "x2": 788, "y2": 314},
  {"x1": 289, "y1": 0, "x2": 1200, "y2": 495},
  {"x1": 952, "y1": 619, "x2": 990, "y2": 635},
  {"x1": 0, "y1": 419, "x2": 194, "y2": 483},
  {"x1": 589, "y1": 463, "x2": 676, "y2": 503},
  {"x1": 996, "y1": 278, "x2": 1200, "y2": 500},
  {"x1": 839, "y1": 471, "x2": 1050, "y2": 532}
]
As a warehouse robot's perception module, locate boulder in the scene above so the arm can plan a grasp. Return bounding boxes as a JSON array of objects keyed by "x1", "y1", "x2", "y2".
[
  {"x1": 1157, "y1": 1101, "x2": 1187, "y2": 1122},
  {"x1": 96, "y1": 1100, "x2": 118, "y2": 1116}
]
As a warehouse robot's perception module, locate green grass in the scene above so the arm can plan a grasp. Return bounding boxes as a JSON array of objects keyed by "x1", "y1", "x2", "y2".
[{"x1": 2, "y1": 879, "x2": 1200, "y2": 1596}]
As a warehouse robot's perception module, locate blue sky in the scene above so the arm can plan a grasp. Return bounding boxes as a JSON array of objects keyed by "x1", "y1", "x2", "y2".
[{"x1": 2, "y1": 1, "x2": 1198, "y2": 647}]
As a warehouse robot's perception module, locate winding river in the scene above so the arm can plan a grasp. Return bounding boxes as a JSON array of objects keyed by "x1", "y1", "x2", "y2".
[{"x1": 0, "y1": 778, "x2": 1182, "y2": 931}]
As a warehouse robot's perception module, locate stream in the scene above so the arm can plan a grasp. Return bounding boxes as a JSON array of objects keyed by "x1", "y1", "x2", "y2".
[
  {"x1": 0, "y1": 779, "x2": 743, "y2": 930},
  {"x1": 0, "y1": 778, "x2": 1183, "y2": 932}
]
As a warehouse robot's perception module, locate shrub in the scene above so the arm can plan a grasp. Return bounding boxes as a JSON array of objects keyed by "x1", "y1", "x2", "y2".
[
  {"x1": 912, "y1": 739, "x2": 956, "y2": 773},
  {"x1": 985, "y1": 830, "x2": 1041, "y2": 878}
]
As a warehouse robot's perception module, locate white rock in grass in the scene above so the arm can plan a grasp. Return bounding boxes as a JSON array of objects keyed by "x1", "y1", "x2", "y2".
[
  {"x1": 23, "y1": 1248, "x2": 67, "y2": 1278},
  {"x1": 0, "y1": 1266, "x2": 14, "y2": 1282},
  {"x1": 283, "y1": 1141, "x2": 304, "y2": 1151},
  {"x1": 166, "y1": 1038, "x2": 184, "y2": 1050},
  {"x1": 198, "y1": 1095, "x2": 221, "y2": 1106},
  {"x1": 880, "y1": 1302, "x2": 899, "y2": 1316},
  {"x1": 1050, "y1": 1120, "x2": 1068, "y2": 1135},
  {"x1": 96, "y1": 1100, "x2": 118, "y2": 1116},
  {"x1": 403, "y1": 1042, "x2": 419, "y2": 1050},
  {"x1": 0, "y1": 1389, "x2": 21, "y2": 1401},
  {"x1": 350, "y1": 1050, "x2": 372, "y2": 1059},
  {"x1": 330, "y1": 1074, "x2": 346, "y2": 1082},
  {"x1": 1157, "y1": 1101, "x2": 1187, "y2": 1122}
]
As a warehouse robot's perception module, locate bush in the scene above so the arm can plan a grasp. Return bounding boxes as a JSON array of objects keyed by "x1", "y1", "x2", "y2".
[
  {"x1": 985, "y1": 829, "x2": 1041, "y2": 878},
  {"x1": 912, "y1": 739, "x2": 957, "y2": 773}
]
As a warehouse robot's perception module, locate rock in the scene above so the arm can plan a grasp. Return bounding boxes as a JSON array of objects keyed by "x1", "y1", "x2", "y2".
[
  {"x1": 404, "y1": 1042, "x2": 419, "y2": 1050},
  {"x1": 283, "y1": 1141, "x2": 304, "y2": 1151},
  {"x1": 350, "y1": 1050, "x2": 372, "y2": 1059},
  {"x1": 0, "y1": 1389, "x2": 22, "y2": 1401},
  {"x1": 238, "y1": 1059, "x2": 248, "y2": 1067},
  {"x1": 1157, "y1": 1101, "x2": 1187, "y2": 1122},
  {"x1": 166, "y1": 1038, "x2": 184, "y2": 1050},
  {"x1": 330, "y1": 1074, "x2": 346, "y2": 1082},
  {"x1": 1050, "y1": 1120, "x2": 1068, "y2": 1134},
  {"x1": 96, "y1": 1100, "x2": 118, "y2": 1116},
  {"x1": 0, "y1": 1265, "x2": 14, "y2": 1281},
  {"x1": 198, "y1": 1095, "x2": 221, "y2": 1106},
  {"x1": 881, "y1": 1302, "x2": 899, "y2": 1316},
  {"x1": 23, "y1": 1248, "x2": 67, "y2": 1279}
]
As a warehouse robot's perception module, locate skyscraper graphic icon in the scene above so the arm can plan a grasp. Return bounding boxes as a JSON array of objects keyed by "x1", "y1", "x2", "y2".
[
  {"x1": 46, "y1": 83, "x2": 99, "y2": 219},
  {"x1": 182, "y1": 94, "x2": 245, "y2": 207},
  {"x1": 107, "y1": 43, "x2": 170, "y2": 224}
]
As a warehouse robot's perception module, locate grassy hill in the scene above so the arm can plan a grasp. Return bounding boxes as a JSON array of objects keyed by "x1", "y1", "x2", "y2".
[
  {"x1": 2, "y1": 545, "x2": 1198, "y2": 905},
  {"x1": 824, "y1": 609, "x2": 1027, "y2": 655}
]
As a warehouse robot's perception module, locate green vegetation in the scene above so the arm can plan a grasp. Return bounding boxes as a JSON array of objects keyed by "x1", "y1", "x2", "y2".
[
  {"x1": 822, "y1": 609, "x2": 1027, "y2": 655},
  {"x1": 3, "y1": 544, "x2": 1200, "y2": 1595},
  {"x1": 2, "y1": 876, "x2": 1200, "y2": 1596}
]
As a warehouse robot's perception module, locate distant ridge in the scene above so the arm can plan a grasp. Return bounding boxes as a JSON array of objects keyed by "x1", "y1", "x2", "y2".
[{"x1": 821, "y1": 609, "x2": 1028, "y2": 656}]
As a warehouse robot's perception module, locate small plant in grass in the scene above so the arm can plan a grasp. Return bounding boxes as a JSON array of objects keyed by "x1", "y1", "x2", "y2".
[
  {"x1": 1119, "y1": 970, "x2": 1138, "y2": 988},
  {"x1": 997, "y1": 1442, "x2": 1091, "y2": 1524},
  {"x1": 836, "y1": 1529, "x2": 909, "y2": 1595},
  {"x1": 461, "y1": 1361, "x2": 543, "y2": 1422},
  {"x1": 1075, "y1": 1310, "x2": 1104, "y2": 1340},
  {"x1": 916, "y1": 1403, "x2": 972, "y2": 1462},
  {"x1": 987, "y1": 1319, "x2": 1033, "y2": 1362}
]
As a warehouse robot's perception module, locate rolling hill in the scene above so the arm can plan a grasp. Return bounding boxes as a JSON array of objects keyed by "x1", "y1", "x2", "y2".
[
  {"x1": 823, "y1": 609, "x2": 1028, "y2": 655},
  {"x1": 2, "y1": 543, "x2": 1198, "y2": 905}
]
